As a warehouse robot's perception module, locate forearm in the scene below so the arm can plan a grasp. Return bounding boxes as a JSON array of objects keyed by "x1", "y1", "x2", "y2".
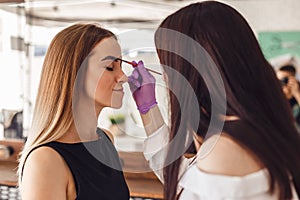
[
  {"x1": 140, "y1": 105, "x2": 165, "y2": 136},
  {"x1": 141, "y1": 108, "x2": 196, "y2": 183}
]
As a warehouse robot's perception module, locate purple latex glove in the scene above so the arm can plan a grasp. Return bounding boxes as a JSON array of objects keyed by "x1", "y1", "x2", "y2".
[{"x1": 128, "y1": 60, "x2": 157, "y2": 114}]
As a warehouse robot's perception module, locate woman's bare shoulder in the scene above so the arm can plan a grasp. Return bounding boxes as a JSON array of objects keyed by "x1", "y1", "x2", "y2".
[
  {"x1": 21, "y1": 146, "x2": 68, "y2": 199},
  {"x1": 197, "y1": 134, "x2": 263, "y2": 176}
]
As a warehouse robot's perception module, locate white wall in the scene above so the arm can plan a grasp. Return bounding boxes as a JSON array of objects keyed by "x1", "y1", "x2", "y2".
[
  {"x1": 0, "y1": 10, "x2": 24, "y2": 110},
  {"x1": 223, "y1": 0, "x2": 300, "y2": 32}
]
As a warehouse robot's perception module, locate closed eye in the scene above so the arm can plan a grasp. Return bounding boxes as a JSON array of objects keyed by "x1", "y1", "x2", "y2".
[{"x1": 106, "y1": 66, "x2": 114, "y2": 71}]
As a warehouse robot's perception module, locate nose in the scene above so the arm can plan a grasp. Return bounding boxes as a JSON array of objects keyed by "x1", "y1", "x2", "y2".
[{"x1": 117, "y1": 70, "x2": 128, "y2": 83}]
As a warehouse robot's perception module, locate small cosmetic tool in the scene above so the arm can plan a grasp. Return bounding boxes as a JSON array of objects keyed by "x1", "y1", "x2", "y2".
[{"x1": 102, "y1": 56, "x2": 162, "y2": 75}]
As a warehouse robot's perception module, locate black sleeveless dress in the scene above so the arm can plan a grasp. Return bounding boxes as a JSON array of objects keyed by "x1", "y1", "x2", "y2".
[{"x1": 28, "y1": 128, "x2": 129, "y2": 200}]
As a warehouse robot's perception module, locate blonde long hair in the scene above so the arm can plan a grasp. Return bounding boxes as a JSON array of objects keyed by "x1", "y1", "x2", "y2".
[{"x1": 18, "y1": 22, "x2": 115, "y2": 184}]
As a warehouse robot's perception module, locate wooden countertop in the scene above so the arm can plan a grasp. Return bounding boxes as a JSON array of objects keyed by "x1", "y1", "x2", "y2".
[
  {"x1": 0, "y1": 161, "x2": 18, "y2": 187},
  {"x1": 126, "y1": 176, "x2": 163, "y2": 199},
  {"x1": 120, "y1": 151, "x2": 163, "y2": 199}
]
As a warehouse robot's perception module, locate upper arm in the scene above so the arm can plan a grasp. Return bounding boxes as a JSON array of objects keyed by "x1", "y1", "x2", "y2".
[
  {"x1": 197, "y1": 134, "x2": 263, "y2": 176},
  {"x1": 20, "y1": 146, "x2": 68, "y2": 200}
]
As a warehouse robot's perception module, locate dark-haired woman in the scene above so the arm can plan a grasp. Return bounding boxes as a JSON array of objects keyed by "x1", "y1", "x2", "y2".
[{"x1": 129, "y1": 1, "x2": 300, "y2": 200}]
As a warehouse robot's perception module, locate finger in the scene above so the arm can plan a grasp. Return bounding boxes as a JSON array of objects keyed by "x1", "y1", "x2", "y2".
[
  {"x1": 128, "y1": 76, "x2": 141, "y2": 88},
  {"x1": 128, "y1": 81, "x2": 139, "y2": 92},
  {"x1": 129, "y1": 68, "x2": 142, "y2": 83},
  {"x1": 137, "y1": 61, "x2": 155, "y2": 79},
  {"x1": 132, "y1": 60, "x2": 137, "y2": 67},
  {"x1": 136, "y1": 60, "x2": 148, "y2": 74},
  {"x1": 137, "y1": 60, "x2": 144, "y2": 67},
  {"x1": 288, "y1": 80, "x2": 298, "y2": 88},
  {"x1": 132, "y1": 69, "x2": 140, "y2": 79},
  {"x1": 129, "y1": 78, "x2": 140, "y2": 88},
  {"x1": 289, "y1": 78, "x2": 296, "y2": 84}
]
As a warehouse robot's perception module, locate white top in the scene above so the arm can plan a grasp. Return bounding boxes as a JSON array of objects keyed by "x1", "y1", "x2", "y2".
[
  {"x1": 179, "y1": 165, "x2": 298, "y2": 200},
  {"x1": 143, "y1": 124, "x2": 299, "y2": 200}
]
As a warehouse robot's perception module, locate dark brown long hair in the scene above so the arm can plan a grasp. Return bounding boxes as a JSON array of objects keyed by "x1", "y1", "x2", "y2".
[{"x1": 154, "y1": 1, "x2": 300, "y2": 199}]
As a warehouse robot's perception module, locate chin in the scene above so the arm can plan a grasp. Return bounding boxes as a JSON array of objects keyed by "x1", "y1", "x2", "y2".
[
  {"x1": 110, "y1": 101, "x2": 123, "y2": 108},
  {"x1": 111, "y1": 92, "x2": 124, "y2": 108}
]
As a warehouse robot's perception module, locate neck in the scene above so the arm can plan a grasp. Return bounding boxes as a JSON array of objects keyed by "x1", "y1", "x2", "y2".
[
  {"x1": 57, "y1": 97, "x2": 103, "y2": 143},
  {"x1": 57, "y1": 124, "x2": 100, "y2": 143}
]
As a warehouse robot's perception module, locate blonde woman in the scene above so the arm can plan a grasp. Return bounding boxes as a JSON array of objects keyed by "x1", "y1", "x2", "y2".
[{"x1": 18, "y1": 23, "x2": 129, "y2": 200}]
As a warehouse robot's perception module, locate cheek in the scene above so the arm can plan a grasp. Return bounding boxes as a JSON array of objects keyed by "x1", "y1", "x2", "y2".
[
  {"x1": 84, "y1": 64, "x2": 105, "y2": 94},
  {"x1": 95, "y1": 75, "x2": 113, "y2": 98},
  {"x1": 85, "y1": 75, "x2": 98, "y2": 99},
  {"x1": 111, "y1": 92, "x2": 124, "y2": 108}
]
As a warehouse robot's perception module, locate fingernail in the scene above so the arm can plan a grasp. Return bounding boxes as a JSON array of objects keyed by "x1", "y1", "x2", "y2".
[
  {"x1": 132, "y1": 61, "x2": 137, "y2": 66},
  {"x1": 138, "y1": 60, "x2": 143, "y2": 65}
]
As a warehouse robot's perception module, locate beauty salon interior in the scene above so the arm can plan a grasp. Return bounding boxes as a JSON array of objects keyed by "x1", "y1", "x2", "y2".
[{"x1": 0, "y1": 0, "x2": 300, "y2": 199}]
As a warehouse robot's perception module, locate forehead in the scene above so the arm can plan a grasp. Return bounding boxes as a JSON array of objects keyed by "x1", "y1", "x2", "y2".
[
  {"x1": 276, "y1": 70, "x2": 292, "y2": 79},
  {"x1": 90, "y1": 37, "x2": 121, "y2": 60}
]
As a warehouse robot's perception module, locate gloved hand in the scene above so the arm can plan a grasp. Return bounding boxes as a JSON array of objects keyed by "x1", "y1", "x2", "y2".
[{"x1": 128, "y1": 60, "x2": 157, "y2": 114}]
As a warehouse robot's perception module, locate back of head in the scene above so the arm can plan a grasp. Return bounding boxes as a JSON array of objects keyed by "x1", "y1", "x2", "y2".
[{"x1": 155, "y1": 1, "x2": 300, "y2": 199}]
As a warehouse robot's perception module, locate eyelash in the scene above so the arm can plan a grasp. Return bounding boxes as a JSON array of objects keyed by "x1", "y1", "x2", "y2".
[{"x1": 106, "y1": 67, "x2": 113, "y2": 71}]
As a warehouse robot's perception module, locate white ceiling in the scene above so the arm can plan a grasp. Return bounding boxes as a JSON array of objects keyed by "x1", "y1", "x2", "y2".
[
  {"x1": 0, "y1": 0, "x2": 201, "y2": 28},
  {"x1": 0, "y1": 0, "x2": 294, "y2": 30}
]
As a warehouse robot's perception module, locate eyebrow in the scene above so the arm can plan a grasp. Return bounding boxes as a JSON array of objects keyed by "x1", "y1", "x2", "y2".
[{"x1": 101, "y1": 55, "x2": 119, "y2": 62}]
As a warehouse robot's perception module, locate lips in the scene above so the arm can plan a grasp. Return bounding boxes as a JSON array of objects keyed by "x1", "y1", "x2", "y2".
[{"x1": 113, "y1": 88, "x2": 123, "y2": 92}]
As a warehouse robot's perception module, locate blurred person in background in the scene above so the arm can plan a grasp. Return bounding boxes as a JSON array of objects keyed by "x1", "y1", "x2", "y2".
[
  {"x1": 18, "y1": 22, "x2": 129, "y2": 200},
  {"x1": 276, "y1": 64, "x2": 300, "y2": 132},
  {"x1": 128, "y1": 1, "x2": 300, "y2": 200}
]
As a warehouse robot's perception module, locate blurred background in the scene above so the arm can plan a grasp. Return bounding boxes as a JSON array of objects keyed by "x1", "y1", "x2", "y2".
[{"x1": 0, "y1": 1, "x2": 299, "y2": 199}]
